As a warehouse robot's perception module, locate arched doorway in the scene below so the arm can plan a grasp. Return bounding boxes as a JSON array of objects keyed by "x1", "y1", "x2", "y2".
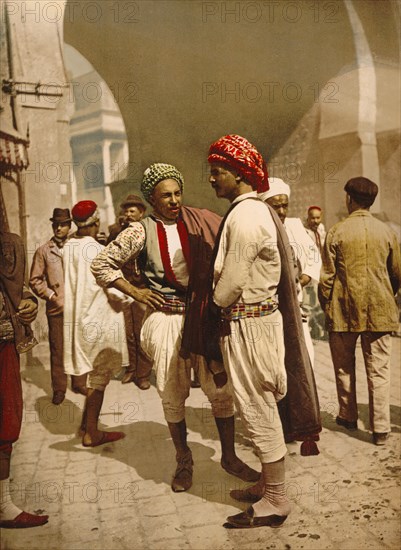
[{"x1": 64, "y1": 43, "x2": 130, "y2": 233}]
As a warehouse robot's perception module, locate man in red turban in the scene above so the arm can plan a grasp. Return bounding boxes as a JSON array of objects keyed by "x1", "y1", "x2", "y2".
[
  {"x1": 207, "y1": 134, "x2": 321, "y2": 531},
  {"x1": 208, "y1": 134, "x2": 269, "y2": 194},
  {"x1": 208, "y1": 135, "x2": 292, "y2": 528}
]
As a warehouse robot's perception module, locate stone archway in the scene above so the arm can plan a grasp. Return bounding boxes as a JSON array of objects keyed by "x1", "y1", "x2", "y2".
[
  {"x1": 64, "y1": 44, "x2": 130, "y2": 230},
  {"x1": 64, "y1": 0, "x2": 399, "y2": 223}
]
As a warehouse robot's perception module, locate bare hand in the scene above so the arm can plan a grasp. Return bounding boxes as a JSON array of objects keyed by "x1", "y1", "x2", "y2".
[
  {"x1": 49, "y1": 294, "x2": 62, "y2": 308},
  {"x1": 299, "y1": 274, "x2": 311, "y2": 288},
  {"x1": 17, "y1": 299, "x2": 38, "y2": 324},
  {"x1": 131, "y1": 288, "x2": 165, "y2": 310},
  {"x1": 213, "y1": 372, "x2": 228, "y2": 388}
]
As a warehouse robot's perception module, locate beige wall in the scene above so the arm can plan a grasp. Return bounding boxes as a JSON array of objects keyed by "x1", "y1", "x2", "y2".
[
  {"x1": 2, "y1": 0, "x2": 74, "y2": 254},
  {"x1": 2, "y1": 1, "x2": 399, "y2": 238},
  {"x1": 63, "y1": 0, "x2": 400, "y2": 226}
]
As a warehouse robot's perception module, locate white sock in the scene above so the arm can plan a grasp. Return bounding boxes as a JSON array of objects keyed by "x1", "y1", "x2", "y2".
[
  {"x1": 252, "y1": 482, "x2": 291, "y2": 517},
  {"x1": 0, "y1": 479, "x2": 22, "y2": 521}
]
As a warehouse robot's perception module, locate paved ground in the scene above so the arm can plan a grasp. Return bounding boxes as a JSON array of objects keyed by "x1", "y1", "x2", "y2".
[{"x1": 1, "y1": 337, "x2": 400, "y2": 550}]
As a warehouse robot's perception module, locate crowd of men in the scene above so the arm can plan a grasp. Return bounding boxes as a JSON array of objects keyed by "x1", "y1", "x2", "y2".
[{"x1": 1, "y1": 134, "x2": 400, "y2": 530}]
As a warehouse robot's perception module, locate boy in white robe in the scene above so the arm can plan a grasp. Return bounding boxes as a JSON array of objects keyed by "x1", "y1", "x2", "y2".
[{"x1": 63, "y1": 201, "x2": 131, "y2": 447}]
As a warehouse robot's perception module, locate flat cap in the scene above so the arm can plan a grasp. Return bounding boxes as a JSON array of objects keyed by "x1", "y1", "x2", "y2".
[{"x1": 344, "y1": 177, "x2": 378, "y2": 207}]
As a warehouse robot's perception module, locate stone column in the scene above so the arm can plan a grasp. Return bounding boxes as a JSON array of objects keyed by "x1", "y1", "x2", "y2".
[{"x1": 101, "y1": 139, "x2": 116, "y2": 226}]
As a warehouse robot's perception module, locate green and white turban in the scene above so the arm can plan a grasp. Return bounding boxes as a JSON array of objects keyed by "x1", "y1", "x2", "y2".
[{"x1": 141, "y1": 163, "x2": 184, "y2": 202}]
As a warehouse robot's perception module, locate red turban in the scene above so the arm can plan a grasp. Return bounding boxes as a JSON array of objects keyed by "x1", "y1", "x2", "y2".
[{"x1": 208, "y1": 134, "x2": 269, "y2": 193}]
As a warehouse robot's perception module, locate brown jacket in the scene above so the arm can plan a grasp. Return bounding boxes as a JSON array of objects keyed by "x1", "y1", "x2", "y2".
[
  {"x1": 319, "y1": 210, "x2": 401, "y2": 332},
  {"x1": 29, "y1": 238, "x2": 65, "y2": 316}
]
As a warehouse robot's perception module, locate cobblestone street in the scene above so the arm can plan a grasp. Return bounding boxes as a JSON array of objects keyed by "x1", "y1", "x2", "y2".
[{"x1": 1, "y1": 338, "x2": 400, "y2": 550}]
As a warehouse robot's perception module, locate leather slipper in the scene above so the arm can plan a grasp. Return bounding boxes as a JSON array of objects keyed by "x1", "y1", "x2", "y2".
[
  {"x1": 221, "y1": 460, "x2": 260, "y2": 482},
  {"x1": 0, "y1": 511, "x2": 49, "y2": 529},
  {"x1": 121, "y1": 371, "x2": 135, "y2": 384},
  {"x1": 230, "y1": 488, "x2": 261, "y2": 503},
  {"x1": 226, "y1": 506, "x2": 287, "y2": 529},
  {"x1": 82, "y1": 431, "x2": 125, "y2": 447}
]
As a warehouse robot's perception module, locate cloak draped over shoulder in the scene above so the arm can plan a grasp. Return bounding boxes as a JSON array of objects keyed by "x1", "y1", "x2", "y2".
[
  {"x1": 189, "y1": 201, "x2": 321, "y2": 446},
  {"x1": 269, "y1": 205, "x2": 322, "y2": 443},
  {"x1": 180, "y1": 205, "x2": 222, "y2": 356}
]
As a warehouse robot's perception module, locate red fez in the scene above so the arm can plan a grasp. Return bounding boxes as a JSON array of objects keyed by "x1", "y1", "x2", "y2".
[
  {"x1": 72, "y1": 200, "x2": 99, "y2": 227},
  {"x1": 308, "y1": 206, "x2": 322, "y2": 212},
  {"x1": 208, "y1": 134, "x2": 269, "y2": 193}
]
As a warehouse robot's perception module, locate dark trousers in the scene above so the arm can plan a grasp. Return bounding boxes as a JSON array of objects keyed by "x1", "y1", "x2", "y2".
[
  {"x1": 123, "y1": 301, "x2": 152, "y2": 380},
  {"x1": 0, "y1": 342, "x2": 23, "y2": 479},
  {"x1": 48, "y1": 314, "x2": 87, "y2": 393}
]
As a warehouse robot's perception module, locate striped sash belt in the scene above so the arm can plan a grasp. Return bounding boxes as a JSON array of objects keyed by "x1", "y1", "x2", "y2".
[
  {"x1": 157, "y1": 294, "x2": 186, "y2": 314},
  {"x1": 221, "y1": 298, "x2": 278, "y2": 321}
]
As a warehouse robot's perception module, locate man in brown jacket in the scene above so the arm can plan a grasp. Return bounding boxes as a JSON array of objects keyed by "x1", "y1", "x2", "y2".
[
  {"x1": 319, "y1": 177, "x2": 401, "y2": 445},
  {"x1": 29, "y1": 209, "x2": 87, "y2": 404}
]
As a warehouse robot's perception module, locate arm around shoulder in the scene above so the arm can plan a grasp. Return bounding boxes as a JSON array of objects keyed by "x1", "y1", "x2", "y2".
[{"x1": 90, "y1": 223, "x2": 146, "y2": 288}]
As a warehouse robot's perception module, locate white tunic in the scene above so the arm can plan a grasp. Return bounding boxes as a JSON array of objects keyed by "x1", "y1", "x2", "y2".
[
  {"x1": 213, "y1": 193, "x2": 287, "y2": 463},
  {"x1": 63, "y1": 236, "x2": 131, "y2": 376},
  {"x1": 284, "y1": 218, "x2": 321, "y2": 365},
  {"x1": 162, "y1": 221, "x2": 189, "y2": 287},
  {"x1": 284, "y1": 217, "x2": 321, "y2": 289},
  {"x1": 213, "y1": 192, "x2": 281, "y2": 308}
]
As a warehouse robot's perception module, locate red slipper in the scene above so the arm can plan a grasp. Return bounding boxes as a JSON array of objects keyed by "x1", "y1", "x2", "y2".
[
  {"x1": 82, "y1": 431, "x2": 125, "y2": 448},
  {"x1": 0, "y1": 511, "x2": 49, "y2": 529}
]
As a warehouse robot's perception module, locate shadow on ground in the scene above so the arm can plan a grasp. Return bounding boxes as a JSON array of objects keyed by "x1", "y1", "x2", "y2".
[
  {"x1": 320, "y1": 402, "x2": 401, "y2": 444},
  {"x1": 48, "y1": 419, "x2": 251, "y2": 507}
]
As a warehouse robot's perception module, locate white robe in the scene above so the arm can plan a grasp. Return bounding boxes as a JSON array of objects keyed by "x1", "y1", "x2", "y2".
[
  {"x1": 284, "y1": 218, "x2": 322, "y2": 365},
  {"x1": 284, "y1": 218, "x2": 321, "y2": 289},
  {"x1": 63, "y1": 236, "x2": 131, "y2": 376}
]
